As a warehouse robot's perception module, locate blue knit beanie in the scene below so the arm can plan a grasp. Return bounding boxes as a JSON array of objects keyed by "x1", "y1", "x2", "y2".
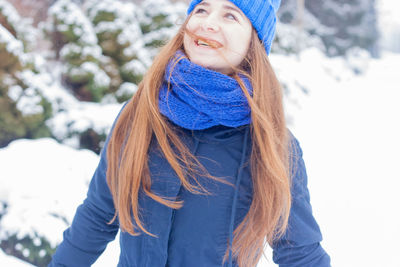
[{"x1": 187, "y1": 0, "x2": 281, "y2": 55}]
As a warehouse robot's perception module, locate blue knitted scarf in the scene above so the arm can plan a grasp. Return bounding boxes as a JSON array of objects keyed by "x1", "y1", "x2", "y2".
[{"x1": 158, "y1": 51, "x2": 253, "y2": 130}]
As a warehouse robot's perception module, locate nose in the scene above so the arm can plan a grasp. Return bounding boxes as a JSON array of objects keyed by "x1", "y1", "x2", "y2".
[{"x1": 201, "y1": 14, "x2": 220, "y2": 32}]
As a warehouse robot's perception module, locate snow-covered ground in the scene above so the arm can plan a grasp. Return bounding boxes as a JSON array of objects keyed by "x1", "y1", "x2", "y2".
[
  {"x1": 275, "y1": 50, "x2": 400, "y2": 267},
  {"x1": 1, "y1": 48, "x2": 399, "y2": 266},
  {"x1": 0, "y1": 250, "x2": 34, "y2": 267},
  {"x1": 262, "y1": 49, "x2": 400, "y2": 267}
]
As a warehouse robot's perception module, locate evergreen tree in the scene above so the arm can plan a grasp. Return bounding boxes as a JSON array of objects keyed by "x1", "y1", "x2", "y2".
[
  {"x1": 307, "y1": 0, "x2": 378, "y2": 56},
  {"x1": 139, "y1": 0, "x2": 186, "y2": 58},
  {"x1": 45, "y1": 0, "x2": 110, "y2": 102},
  {"x1": 277, "y1": 0, "x2": 378, "y2": 57},
  {"x1": 0, "y1": 0, "x2": 52, "y2": 148},
  {"x1": 84, "y1": 0, "x2": 147, "y2": 102}
]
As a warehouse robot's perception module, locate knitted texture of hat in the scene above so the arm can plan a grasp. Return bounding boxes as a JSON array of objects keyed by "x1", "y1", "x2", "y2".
[{"x1": 187, "y1": 0, "x2": 281, "y2": 55}]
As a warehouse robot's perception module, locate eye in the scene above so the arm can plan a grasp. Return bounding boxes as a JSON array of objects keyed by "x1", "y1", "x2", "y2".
[
  {"x1": 225, "y1": 13, "x2": 237, "y2": 21},
  {"x1": 194, "y1": 8, "x2": 207, "y2": 14}
]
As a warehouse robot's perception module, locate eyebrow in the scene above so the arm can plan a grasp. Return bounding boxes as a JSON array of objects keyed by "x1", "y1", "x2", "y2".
[{"x1": 197, "y1": 1, "x2": 245, "y2": 19}]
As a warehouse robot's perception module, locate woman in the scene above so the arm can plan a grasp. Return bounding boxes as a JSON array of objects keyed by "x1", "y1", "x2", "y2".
[{"x1": 49, "y1": 0, "x2": 331, "y2": 266}]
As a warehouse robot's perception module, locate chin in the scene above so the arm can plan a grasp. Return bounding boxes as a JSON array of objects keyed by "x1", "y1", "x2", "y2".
[{"x1": 190, "y1": 58, "x2": 221, "y2": 70}]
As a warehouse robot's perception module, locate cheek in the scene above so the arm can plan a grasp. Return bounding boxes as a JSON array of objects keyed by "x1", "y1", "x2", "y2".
[
  {"x1": 183, "y1": 33, "x2": 190, "y2": 51},
  {"x1": 238, "y1": 29, "x2": 252, "y2": 54},
  {"x1": 231, "y1": 31, "x2": 251, "y2": 55},
  {"x1": 183, "y1": 32, "x2": 197, "y2": 62},
  {"x1": 183, "y1": 21, "x2": 196, "y2": 50},
  {"x1": 185, "y1": 18, "x2": 198, "y2": 33}
]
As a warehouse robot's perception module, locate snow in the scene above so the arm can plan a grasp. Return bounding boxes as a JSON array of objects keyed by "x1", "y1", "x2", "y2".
[
  {"x1": 1, "y1": 48, "x2": 399, "y2": 266},
  {"x1": 0, "y1": 138, "x2": 99, "y2": 247},
  {"x1": 49, "y1": 0, "x2": 98, "y2": 46},
  {"x1": 7, "y1": 85, "x2": 23, "y2": 102},
  {"x1": 6, "y1": 72, "x2": 48, "y2": 117},
  {"x1": 0, "y1": 249, "x2": 35, "y2": 267},
  {"x1": 60, "y1": 43, "x2": 102, "y2": 60},
  {"x1": 0, "y1": 25, "x2": 24, "y2": 56},
  {"x1": 263, "y1": 52, "x2": 400, "y2": 267},
  {"x1": 0, "y1": 0, "x2": 20, "y2": 28},
  {"x1": 116, "y1": 82, "x2": 138, "y2": 98},
  {"x1": 84, "y1": 0, "x2": 145, "y2": 61},
  {"x1": 68, "y1": 61, "x2": 111, "y2": 88},
  {"x1": 15, "y1": 68, "x2": 123, "y2": 147},
  {"x1": 121, "y1": 59, "x2": 146, "y2": 75},
  {"x1": 0, "y1": 0, "x2": 36, "y2": 47},
  {"x1": 377, "y1": 0, "x2": 400, "y2": 52},
  {"x1": 1, "y1": 0, "x2": 400, "y2": 265},
  {"x1": 48, "y1": 101, "x2": 122, "y2": 144},
  {"x1": 141, "y1": 0, "x2": 186, "y2": 24},
  {"x1": 289, "y1": 51, "x2": 400, "y2": 267},
  {"x1": 15, "y1": 89, "x2": 44, "y2": 116},
  {"x1": 85, "y1": 0, "x2": 139, "y2": 24}
]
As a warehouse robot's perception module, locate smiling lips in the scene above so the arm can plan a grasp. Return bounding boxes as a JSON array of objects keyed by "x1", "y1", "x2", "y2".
[
  {"x1": 195, "y1": 37, "x2": 223, "y2": 49},
  {"x1": 186, "y1": 30, "x2": 223, "y2": 49}
]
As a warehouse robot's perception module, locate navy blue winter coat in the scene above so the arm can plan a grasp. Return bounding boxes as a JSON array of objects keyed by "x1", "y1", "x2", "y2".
[{"x1": 49, "y1": 112, "x2": 331, "y2": 266}]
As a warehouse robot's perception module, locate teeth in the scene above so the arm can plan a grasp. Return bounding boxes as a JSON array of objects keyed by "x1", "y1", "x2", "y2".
[{"x1": 197, "y1": 40, "x2": 210, "y2": 46}]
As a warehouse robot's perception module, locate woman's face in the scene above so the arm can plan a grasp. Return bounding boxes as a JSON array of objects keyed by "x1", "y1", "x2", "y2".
[{"x1": 183, "y1": 0, "x2": 252, "y2": 74}]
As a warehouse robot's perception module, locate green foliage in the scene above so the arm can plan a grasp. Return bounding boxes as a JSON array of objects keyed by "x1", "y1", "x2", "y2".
[
  {"x1": 115, "y1": 91, "x2": 132, "y2": 103},
  {"x1": 0, "y1": 2, "x2": 188, "y2": 264},
  {"x1": 79, "y1": 128, "x2": 107, "y2": 154},
  {"x1": 0, "y1": 22, "x2": 52, "y2": 148},
  {"x1": 1, "y1": 0, "x2": 184, "y2": 151},
  {"x1": 140, "y1": 12, "x2": 177, "y2": 51},
  {"x1": 85, "y1": 0, "x2": 143, "y2": 64},
  {"x1": 0, "y1": 233, "x2": 56, "y2": 267},
  {"x1": 0, "y1": 26, "x2": 24, "y2": 72},
  {"x1": 100, "y1": 56, "x2": 122, "y2": 93},
  {"x1": 145, "y1": 38, "x2": 167, "y2": 49},
  {"x1": 119, "y1": 69, "x2": 143, "y2": 85},
  {"x1": 64, "y1": 62, "x2": 109, "y2": 102},
  {"x1": 0, "y1": 46, "x2": 23, "y2": 72},
  {"x1": 46, "y1": 0, "x2": 112, "y2": 102},
  {"x1": 91, "y1": 10, "x2": 116, "y2": 25},
  {"x1": 0, "y1": 0, "x2": 37, "y2": 51},
  {"x1": 60, "y1": 43, "x2": 100, "y2": 66},
  {"x1": 57, "y1": 24, "x2": 79, "y2": 43},
  {"x1": 0, "y1": 203, "x2": 53, "y2": 267},
  {"x1": 43, "y1": 0, "x2": 185, "y2": 104},
  {"x1": 65, "y1": 67, "x2": 91, "y2": 84},
  {"x1": 0, "y1": 85, "x2": 52, "y2": 148},
  {"x1": 94, "y1": 27, "x2": 138, "y2": 64},
  {"x1": 115, "y1": 82, "x2": 137, "y2": 103},
  {"x1": 49, "y1": 0, "x2": 96, "y2": 46},
  {"x1": 140, "y1": 14, "x2": 172, "y2": 34},
  {"x1": 119, "y1": 60, "x2": 146, "y2": 85}
]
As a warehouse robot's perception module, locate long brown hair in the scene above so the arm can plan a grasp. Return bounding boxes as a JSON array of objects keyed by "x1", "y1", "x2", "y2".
[{"x1": 107, "y1": 16, "x2": 292, "y2": 267}]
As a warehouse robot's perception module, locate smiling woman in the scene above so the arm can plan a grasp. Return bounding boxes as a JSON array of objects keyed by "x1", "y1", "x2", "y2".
[
  {"x1": 183, "y1": 0, "x2": 252, "y2": 74},
  {"x1": 49, "y1": 1, "x2": 331, "y2": 267}
]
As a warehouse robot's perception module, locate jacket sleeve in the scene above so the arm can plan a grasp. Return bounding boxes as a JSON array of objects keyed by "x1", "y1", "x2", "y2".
[
  {"x1": 271, "y1": 135, "x2": 331, "y2": 267},
  {"x1": 49, "y1": 103, "x2": 128, "y2": 267}
]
